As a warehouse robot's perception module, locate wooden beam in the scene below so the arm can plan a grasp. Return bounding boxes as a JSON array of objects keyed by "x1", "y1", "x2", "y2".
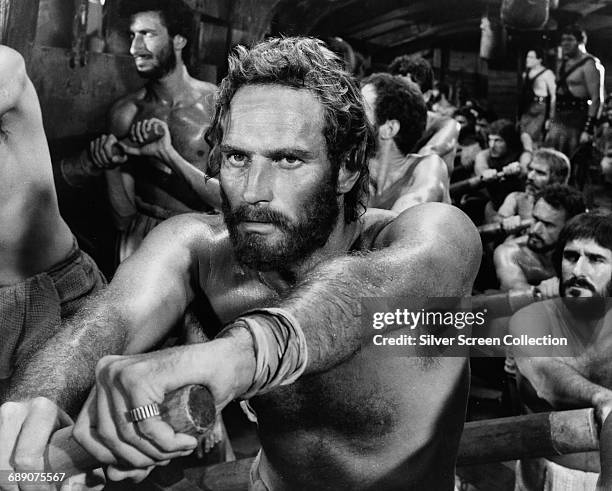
[
  {"x1": 345, "y1": 4, "x2": 429, "y2": 35},
  {"x1": 1, "y1": 0, "x2": 40, "y2": 61}
]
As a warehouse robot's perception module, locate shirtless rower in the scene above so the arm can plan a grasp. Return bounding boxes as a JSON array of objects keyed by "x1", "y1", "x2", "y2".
[
  {"x1": 518, "y1": 48, "x2": 556, "y2": 145},
  {"x1": 494, "y1": 184, "x2": 585, "y2": 291},
  {"x1": 360, "y1": 73, "x2": 450, "y2": 211},
  {"x1": 387, "y1": 54, "x2": 460, "y2": 173},
  {"x1": 491, "y1": 148, "x2": 570, "y2": 229},
  {"x1": 0, "y1": 37, "x2": 481, "y2": 490},
  {"x1": 509, "y1": 211, "x2": 612, "y2": 489},
  {"x1": 0, "y1": 45, "x2": 106, "y2": 394},
  {"x1": 89, "y1": 0, "x2": 220, "y2": 261},
  {"x1": 545, "y1": 25, "x2": 605, "y2": 158}
]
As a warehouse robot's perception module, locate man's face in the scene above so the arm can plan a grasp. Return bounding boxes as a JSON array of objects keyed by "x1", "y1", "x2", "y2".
[
  {"x1": 476, "y1": 118, "x2": 489, "y2": 137},
  {"x1": 560, "y1": 34, "x2": 580, "y2": 57},
  {"x1": 129, "y1": 11, "x2": 176, "y2": 79},
  {"x1": 527, "y1": 199, "x2": 567, "y2": 253},
  {"x1": 561, "y1": 239, "x2": 612, "y2": 298},
  {"x1": 488, "y1": 134, "x2": 508, "y2": 158},
  {"x1": 220, "y1": 84, "x2": 341, "y2": 271},
  {"x1": 454, "y1": 115, "x2": 469, "y2": 130},
  {"x1": 526, "y1": 158, "x2": 552, "y2": 194},
  {"x1": 525, "y1": 50, "x2": 540, "y2": 69}
]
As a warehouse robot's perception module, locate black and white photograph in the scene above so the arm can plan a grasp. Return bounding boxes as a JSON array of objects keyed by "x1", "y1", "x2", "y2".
[{"x1": 2, "y1": 0, "x2": 612, "y2": 489}]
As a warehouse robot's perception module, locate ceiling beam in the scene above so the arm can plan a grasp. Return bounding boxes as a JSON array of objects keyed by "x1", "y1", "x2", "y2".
[{"x1": 345, "y1": 4, "x2": 429, "y2": 35}]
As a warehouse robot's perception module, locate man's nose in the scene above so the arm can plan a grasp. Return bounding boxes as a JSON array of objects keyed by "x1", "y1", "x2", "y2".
[
  {"x1": 130, "y1": 35, "x2": 145, "y2": 55},
  {"x1": 572, "y1": 256, "x2": 590, "y2": 276},
  {"x1": 242, "y1": 158, "x2": 273, "y2": 204},
  {"x1": 531, "y1": 221, "x2": 543, "y2": 234}
]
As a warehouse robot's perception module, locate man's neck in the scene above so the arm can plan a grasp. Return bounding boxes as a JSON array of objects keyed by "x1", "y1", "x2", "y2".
[
  {"x1": 146, "y1": 64, "x2": 192, "y2": 102},
  {"x1": 369, "y1": 143, "x2": 412, "y2": 191}
]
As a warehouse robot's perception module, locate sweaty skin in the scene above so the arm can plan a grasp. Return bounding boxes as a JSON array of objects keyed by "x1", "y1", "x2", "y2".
[
  {"x1": 0, "y1": 84, "x2": 481, "y2": 491},
  {"x1": 0, "y1": 46, "x2": 73, "y2": 285},
  {"x1": 100, "y1": 11, "x2": 218, "y2": 231}
]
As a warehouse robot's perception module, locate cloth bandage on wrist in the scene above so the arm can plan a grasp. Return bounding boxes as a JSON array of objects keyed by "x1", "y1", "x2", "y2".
[{"x1": 221, "y1": 308, "x2": 308, "y2": 400}]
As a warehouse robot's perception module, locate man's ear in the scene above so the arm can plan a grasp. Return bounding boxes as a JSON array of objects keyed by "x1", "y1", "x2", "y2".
[
  {"x1": 337, "y1": 161, "x2": 361, "y2": 194},
  {"x1": 379, "y1": 119, "x2": 400, "y2": 140},
  {"x1": 174, "y1": 35, "x2": 187, "y2": 51}
]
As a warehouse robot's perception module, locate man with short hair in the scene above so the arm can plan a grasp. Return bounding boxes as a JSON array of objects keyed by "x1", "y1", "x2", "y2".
[
  {"x1": 494, "y1": 184, "x2": 586, "y2": 291},
  {"x1": 0, "y1": 37, "x2": 481, "y2": 490},
  {"x1": 492, "y1": 148, "x2": 570, "y2": 227},
  {"x1": 89, "y1": 0, "x2": 220, "y2": 261},
  {"x1": 0, "y1": 45, "x2": 107, "y2": 397},
  {"x1": 361, "y1": 73, "x2": 450, "y2": 211},
  {"x1": 545, "y1": 24, "x2": 605, "y2": 158},
  {"x1": 509, "y1": 211, "x2": 612, "y2": 490}
]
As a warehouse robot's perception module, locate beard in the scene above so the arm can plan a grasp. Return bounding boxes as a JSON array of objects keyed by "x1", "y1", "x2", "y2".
[
  {"x1": 136, "y1": 42, "x2": 176, "y2": 80},
  {"x1": 527, "y1": 233, "x2": 556, "y2": 253},
  {"x1": 221, "y1": 171, "x2": 340, "y2": 272},
  {"x1": 560, "y1": 276, "x2": 612, "y2": 298},
  {"x1": 560, "y1": 276, "x2": 612, "y2": 319}
]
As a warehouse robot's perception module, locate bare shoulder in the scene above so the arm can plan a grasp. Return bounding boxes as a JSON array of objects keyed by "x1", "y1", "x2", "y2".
[
  {"x1": 376, "y1": 203, "x2": 480, "y2": 257},
  {"x1": 108, "y1": 89, "x2": 144, "y2": 134},
  {"x1": 494, "y1": 236, "x2": 521, "y2": 260},
  {"x1": 192, "y1": 79, "x2": 217, "y2": 95},
  {"x1": 415, "y1": 153, "x2": 448, "y2": 176},
  {"x1": 146, "y1": 213, "x2": 226, "y2": 252}
]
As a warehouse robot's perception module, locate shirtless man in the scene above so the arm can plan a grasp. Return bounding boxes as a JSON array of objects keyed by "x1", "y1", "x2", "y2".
[
  {"x1": 361, "y1": 73, "x2": 450, "y2": 212},
  {"x1": 519, "y1": 48, "x2": 556, "y2": 145},
  {"x1": 545, "y1": 25, "x2": 605, "y2": 158},
  {"x1": 494, "y1": 184, "x2": 585, "y2": 291},
  {"x1": 0, "y1": 46, "x2": 106, "y2": 394},
  {"x1": 387, "y1": 54, "x2": 460, "y2": 173},
  {"x1": 89, "y1": 0, "x2": 220, "y2": 261},
  {"x1": 509, "y1": 211, "x2": 612, "y2": 489},
  {"x1": 0, "y1": 37, "x2": 481, "y2": 490},
  {"x1": 491, "y1": 148, "x2": 570, "y2": 229}
]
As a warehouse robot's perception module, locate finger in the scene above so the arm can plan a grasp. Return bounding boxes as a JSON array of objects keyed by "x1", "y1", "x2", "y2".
[
  {"x1": 135, "y1": 121, "x2": 146, "y2": 144},
  {"x1": 107, "y1": 385, "x2": 196, "y2": 460},
  {"x1": 106, "y1": 464, "x2": 155, "y2": 484},
  {"x1": 12, "y1": 399, "x2": 67, "y2": 491},
  {"x1": 0, "y1": 403, "x2": 26, "y2": 491}
]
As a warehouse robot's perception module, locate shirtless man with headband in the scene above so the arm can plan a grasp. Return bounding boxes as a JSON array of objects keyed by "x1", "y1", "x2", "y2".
[
  {"x1": 0, "y1": 45, "x2": 106, "y2": 395},
  {"x1": 0, "y1": 37, "x2": 480, "y2": 490}
]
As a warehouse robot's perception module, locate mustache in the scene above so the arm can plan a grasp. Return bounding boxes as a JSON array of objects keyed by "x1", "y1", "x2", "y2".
[
  {"x1": 562, "y1": 276, "x2": 595, "y2": 292},
  {"x1": 229, "y1": 204, "x2": 291, "y2": 228},
  {"x1": 528, "y1": 232, "x2": 543, "y2": 242}
]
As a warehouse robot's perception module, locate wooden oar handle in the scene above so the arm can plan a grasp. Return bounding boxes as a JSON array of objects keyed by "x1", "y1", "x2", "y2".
[{"x1": 44, "y1": 384, "x2": 215, "y2": 476}]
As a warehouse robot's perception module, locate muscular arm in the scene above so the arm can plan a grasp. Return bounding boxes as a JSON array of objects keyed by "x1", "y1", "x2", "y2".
[
  {"x1": 493, "y1": 192, "x2": 519, "y2": 222},
  {"x1": 105, "y1": 99, "x2": 139, "y2": 230},
  {"x1": 545, "y1": 70, "x2": 556, "y2": 120},
  {"x1": 390, "y1": 155, "x2": 449, "y2": 212},
  {"x1": 0, "y1": 46, "x2": 26, "y2": 116},
  {"x1": 5, "y1": 215, "x2": 209, "y2": 413},
  {"x1": 418, "y1": 113, "x2": 460, "y2": 172},
  {"x1": 585, "y1": 58, "x2": 605, "y2": 119},
  {"x1": 494, "y1": 239, "x2": 530, "y2": 291},
  {"x1": 474, "y1": 149, "x2": 491, "y2": 176},
  {"x1": 510, "y1": 307, "x2": 612, "y2": 410}
]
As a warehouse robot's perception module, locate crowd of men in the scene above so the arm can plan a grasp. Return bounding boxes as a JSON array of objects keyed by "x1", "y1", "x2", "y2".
[{"x1": 1, "y1": 0, "x2": 612, "y2": 490}]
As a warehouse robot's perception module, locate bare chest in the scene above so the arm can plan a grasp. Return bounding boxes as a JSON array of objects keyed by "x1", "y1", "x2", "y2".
[{"x1": 133, "y1": 100, "x2": 212, "y2": 171}]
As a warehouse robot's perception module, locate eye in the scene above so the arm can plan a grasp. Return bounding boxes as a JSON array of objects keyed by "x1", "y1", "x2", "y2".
[
  {"x1": 563, "y1": 251, "x2": 578, "y2": 262},
  {"x1": 277, "y1": 155, "x2": 304, "y2": 169},
  {"x1": 224, "y1": 152, "x2": 248, "y2": 167}
]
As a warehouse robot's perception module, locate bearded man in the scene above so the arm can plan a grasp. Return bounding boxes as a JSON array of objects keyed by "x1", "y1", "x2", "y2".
[{"x1": 0, "y1": 37, "x2": 480, "y2": 491}]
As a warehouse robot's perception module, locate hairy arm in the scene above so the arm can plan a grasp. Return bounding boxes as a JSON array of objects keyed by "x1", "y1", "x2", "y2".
[
  {"x1": 0, "y1": 45, "x2": 27, "y2": 116},
  {"x1": 5, "y1": 215, "x2": 209, "y2": 413},
  {"x1": 511, "y1": 306, "x2": 612, "y2": 411},
  {"x1": 390, "y1": 155, "x2": 449, "y2": 212}
]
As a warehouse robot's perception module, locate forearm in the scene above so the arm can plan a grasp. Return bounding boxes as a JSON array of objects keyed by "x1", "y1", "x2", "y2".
[
  {"x1": 105, "y1": 168, "x2": 136, "y2": 231},
  {"x1": 6, "y1": 291, "x2": 129, "y2": 414},
  {"x1": 159, "y1": 146, "x2": 222, "y2": 210},
  {"x1": 527, "y1": 359, "x2": 612, "y2": 409},
  {"x1": 59, "y1": 150, "x2": 103, "y2": 188}
]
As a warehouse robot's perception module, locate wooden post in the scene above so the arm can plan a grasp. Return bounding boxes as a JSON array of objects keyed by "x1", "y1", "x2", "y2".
[{"x1": 1, "y1": 0, "x2": 40, "y2": 62}]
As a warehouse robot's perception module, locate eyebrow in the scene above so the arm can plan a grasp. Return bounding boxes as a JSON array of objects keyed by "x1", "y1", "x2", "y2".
[{"x1": 219, "y1": 144, "x2": 316, "y2": 161}]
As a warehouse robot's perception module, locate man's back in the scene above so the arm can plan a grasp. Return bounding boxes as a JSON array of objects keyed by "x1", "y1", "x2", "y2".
[{"x1": 0, "y1": 46, "x2": 73, "y2": 284}]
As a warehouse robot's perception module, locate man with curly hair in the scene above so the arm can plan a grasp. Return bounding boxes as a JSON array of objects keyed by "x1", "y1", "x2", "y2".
[{"x1": 0, "y1": 37, "x2": 480, "y2": 490}]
